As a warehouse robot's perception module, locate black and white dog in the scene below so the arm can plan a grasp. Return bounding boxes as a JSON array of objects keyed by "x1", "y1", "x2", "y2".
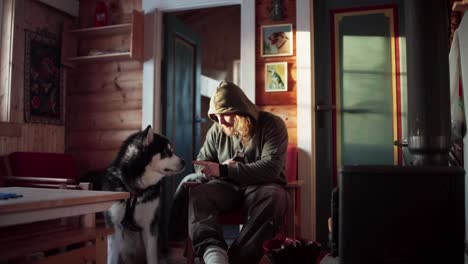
[{"x1": 102, "y1": 125, "x2": 185, "y2": 264}]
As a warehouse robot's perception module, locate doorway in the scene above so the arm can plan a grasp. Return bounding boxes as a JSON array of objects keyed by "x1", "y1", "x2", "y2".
[
  {"x1": 160, "y1": 5, "x2": 241, "y2": 248},
  {"x1": 170, "y1": 5, "x2": 241, "y2": 144}
]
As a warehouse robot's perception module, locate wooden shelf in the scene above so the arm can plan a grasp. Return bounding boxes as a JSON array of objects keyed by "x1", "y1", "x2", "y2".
[
  {"x1": 68, "y1": 52, "x2": 132, "y2": 64},
  {"x1": 61, "y1": 10, "x2": 143, "y2": 67},
  {"x1": 69, "y1": 23, "x2": 132, "y2": 38},
  {"x1": 453, "y1": 1, "x2": 468, "y2": 12}
]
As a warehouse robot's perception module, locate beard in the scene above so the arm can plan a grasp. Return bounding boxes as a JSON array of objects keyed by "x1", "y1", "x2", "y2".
[{"x1": 222, "y1": 125, "x2": 236, "y2": 136}]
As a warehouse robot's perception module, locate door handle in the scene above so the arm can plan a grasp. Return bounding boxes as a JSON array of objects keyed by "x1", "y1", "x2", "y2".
[
  {"x1": 394, "y1": 139, "x2": 408, "y2": 147},
  {"x1": 316, "y1": 104, "x2": 336, "y2": 111}
]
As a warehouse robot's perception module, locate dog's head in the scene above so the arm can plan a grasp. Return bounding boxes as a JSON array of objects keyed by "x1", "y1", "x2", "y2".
[{"x1": 114, "y1": 125, "x2": 186, "y2": 189}]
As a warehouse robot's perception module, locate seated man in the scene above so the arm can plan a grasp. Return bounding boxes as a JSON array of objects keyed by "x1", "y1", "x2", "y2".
[{"x1": 171, "y1": 81, "x2": 290, "y2": 264}]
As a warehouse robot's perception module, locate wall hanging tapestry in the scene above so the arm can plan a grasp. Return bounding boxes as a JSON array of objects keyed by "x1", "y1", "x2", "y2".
[{"x1": 24, "y1": 29, "x2": 63, "y2": 125}]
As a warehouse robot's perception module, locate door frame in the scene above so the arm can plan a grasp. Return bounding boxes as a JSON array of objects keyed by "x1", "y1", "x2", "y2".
[
  {"x1": 142, "y1": 0, "x2": 253, "y2": 133},
  {"x1": 142, "y1": 0, "x2": 316, "y2": 240}
]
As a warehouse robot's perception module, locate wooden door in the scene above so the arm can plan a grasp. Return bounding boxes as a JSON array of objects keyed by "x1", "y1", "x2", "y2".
[
  {"x1": 161, "y1": 14, "x2": 201, "y2": 244},
  {"x1": 314, "y1": 4, "x2": 404, "y2": 243}
]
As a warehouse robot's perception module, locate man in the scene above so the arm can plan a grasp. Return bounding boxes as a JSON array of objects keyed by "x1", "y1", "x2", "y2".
[{"x1": 173, "y1": 81, "x2": 289, "y2": 264}]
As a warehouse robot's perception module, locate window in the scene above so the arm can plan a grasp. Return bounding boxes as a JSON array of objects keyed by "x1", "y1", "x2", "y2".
[{"x1": 0, "y1": 0, "x2": 14, "y2": 122}]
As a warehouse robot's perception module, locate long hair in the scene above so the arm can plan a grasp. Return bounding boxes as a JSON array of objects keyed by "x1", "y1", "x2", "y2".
[{"x1": 234, "y1": 115, "x2": 254, "y2": 145}]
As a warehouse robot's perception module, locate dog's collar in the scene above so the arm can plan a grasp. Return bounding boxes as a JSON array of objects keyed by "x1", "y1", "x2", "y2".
[
  {"x1": 120, "y1": 181, "x2": 163, "y2": 232},
  {"x1": 120, "y1": 176, "x2": 162, "y2": 199},
  {"x1": 140, "y1": 180, "x2": 163, "y2": 203},
  {"x1": 121, "y1": 195, "x2": 143, "y2": 232}
]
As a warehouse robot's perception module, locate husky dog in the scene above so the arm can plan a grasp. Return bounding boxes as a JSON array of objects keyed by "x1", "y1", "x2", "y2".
[{"x1": 103, "y1": 125, "x2": 185, "y2": 264}]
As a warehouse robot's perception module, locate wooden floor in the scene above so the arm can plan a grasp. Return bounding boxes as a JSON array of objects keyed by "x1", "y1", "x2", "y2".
[
  {"x1": 165, "y1": 246, "x2": 271, "y2": 264},
  {"x1": 165, "y1": 247, "x2": 468, "y2": 264}
]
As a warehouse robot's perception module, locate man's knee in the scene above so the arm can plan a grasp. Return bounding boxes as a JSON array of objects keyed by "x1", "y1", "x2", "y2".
[
  {"x1": 250, "y1": 184, "x2": 289, "y2": 217},
  {"x1": 189, "y1": 181, "x2": 220, "y2": 207}
]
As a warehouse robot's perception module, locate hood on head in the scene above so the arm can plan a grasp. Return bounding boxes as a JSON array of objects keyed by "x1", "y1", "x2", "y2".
[{"x1": 208, "y1": 81, "x2": 259, "y2": 123}]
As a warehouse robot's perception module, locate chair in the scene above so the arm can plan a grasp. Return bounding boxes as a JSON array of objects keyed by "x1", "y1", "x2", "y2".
[{"x1": 185, "y1": 145, "x2": 302, "y2": 263}]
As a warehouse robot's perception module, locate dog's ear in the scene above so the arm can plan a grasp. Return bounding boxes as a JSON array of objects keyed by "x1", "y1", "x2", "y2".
[{"x1": 144, "y1": 125, "x2": 154, "y2": 146}]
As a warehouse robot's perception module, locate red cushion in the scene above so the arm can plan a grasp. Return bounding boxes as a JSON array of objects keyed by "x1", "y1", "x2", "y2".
[
  {"x1": 285, "y1": 144, "x2": 298, "y2": 182},
  {"x1": 9, "y1": 152, "x2": 79, "y2": 180}
]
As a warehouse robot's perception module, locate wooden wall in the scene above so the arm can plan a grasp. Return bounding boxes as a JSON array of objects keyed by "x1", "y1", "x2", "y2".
[
  {"x1": 255, "y1": 0, "x2": 297, "y2": 145},
  {"x1": 0, "y1": 0, "x2": 296, "y2": 162},
  {"x1": 259, "y1": 105, "x2": 297, "y2": 145},
  {"x1": 0, "y1": 123, "x2": 65, "y2": 153},
  {"x1": 0, "y1": 0, "x2": 72, "y2": 155},
  {"x1": 66, "y1": 0, "x2": 142, "y2": 173},
  {"x1": 175, "y1": 5, "x2": 241, "y2": 81}
]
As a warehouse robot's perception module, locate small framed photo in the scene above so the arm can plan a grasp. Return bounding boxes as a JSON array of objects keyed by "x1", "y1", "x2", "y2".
[
  {"x1": 261, "y1": 24, "x2": 293, "y2": 57},
  {"x1": 265, "y1": 62, "x2": 288, "y2": 92}
]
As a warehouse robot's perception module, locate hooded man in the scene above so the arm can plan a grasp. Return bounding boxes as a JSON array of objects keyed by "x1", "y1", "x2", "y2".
[{"x1": 172, "y1": 81, "x2": 289, "y2": 264}]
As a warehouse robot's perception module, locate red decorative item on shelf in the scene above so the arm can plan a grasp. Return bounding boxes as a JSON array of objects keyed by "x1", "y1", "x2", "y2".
[{"x1": 94, "y1": 1, "x2": 108, "y2": 27}]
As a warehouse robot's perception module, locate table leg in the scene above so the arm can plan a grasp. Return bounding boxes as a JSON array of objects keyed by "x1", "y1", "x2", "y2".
[
  {"x1": 81, "y1": 214, "x2": 96, "y2": 228},
  {"x1": 95, "y1": 235, "x2": 107, "y2": 264}
]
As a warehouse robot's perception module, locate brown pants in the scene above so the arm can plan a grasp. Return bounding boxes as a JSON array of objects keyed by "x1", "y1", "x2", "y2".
[{"x1": 185, "y1": 176, "x2": 289, "y2": 264}]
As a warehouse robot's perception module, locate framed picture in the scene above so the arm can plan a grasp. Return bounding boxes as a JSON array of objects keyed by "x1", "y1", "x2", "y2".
[
  {"x1": 265, "y1": 62, "x2": 288, "y2": 92},
  {"x1": 261, "y1": 24, "x2": 293, "y2": 57},
  {"x1": 24, "y1": 30, "x2": 64, "y2": 125}
]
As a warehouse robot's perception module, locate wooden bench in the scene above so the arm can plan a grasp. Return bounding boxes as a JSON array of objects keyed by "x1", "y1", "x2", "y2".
[
  {"x1": 2, "y1": 152, "x2": 89, "y2": 190},
  {"x1": 0, "y1": 220, "x2": 113, "y2": 263}
]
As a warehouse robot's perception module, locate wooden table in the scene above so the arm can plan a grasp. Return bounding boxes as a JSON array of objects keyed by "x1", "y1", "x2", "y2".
[
  {"x1": 0, "y1": 187, "x2": 128, "y2": 227},
  {"x1": 0, "y1": 187, "x2": 129, "y2": 263}
]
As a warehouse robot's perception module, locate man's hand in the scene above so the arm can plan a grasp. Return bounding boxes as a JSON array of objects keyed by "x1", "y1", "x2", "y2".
[
  {"x1": 193, "y1": 160, "x2": 220, "y2": 178},
  {"x1": 222, "y1": 158, "x2": 238, "y2": 165}
]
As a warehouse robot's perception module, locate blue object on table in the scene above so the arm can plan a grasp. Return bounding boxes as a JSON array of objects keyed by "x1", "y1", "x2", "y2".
[{"x1": 0, "y1": 192, "x2": 23, "y2": 200}]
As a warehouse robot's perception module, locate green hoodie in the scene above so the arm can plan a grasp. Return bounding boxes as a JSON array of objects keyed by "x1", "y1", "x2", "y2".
[{"x1": 196, "y1": 81, "x2": 288, "y2": 186}]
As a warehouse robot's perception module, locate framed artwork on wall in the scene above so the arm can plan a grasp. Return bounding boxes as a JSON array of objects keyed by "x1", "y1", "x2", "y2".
[
  {"x1": 261, "y1": 24, "x2": 293, "y2": 57},
  {"x1": 265, "y1": 62, "x2": 288, "y2": 92},
  {"x1": 24, "y1": 29, "x2": 64, "y2": 125}
]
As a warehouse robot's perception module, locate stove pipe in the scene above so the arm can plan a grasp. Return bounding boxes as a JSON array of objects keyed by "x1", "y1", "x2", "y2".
[{"x1": 405, "y1": 0, "x2": 451, "y2": 165}]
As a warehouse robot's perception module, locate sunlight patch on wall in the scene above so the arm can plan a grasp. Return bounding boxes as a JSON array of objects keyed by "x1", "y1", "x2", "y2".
[{"x1": 201, "y1": 75, "x2": 219, "y2": 97}]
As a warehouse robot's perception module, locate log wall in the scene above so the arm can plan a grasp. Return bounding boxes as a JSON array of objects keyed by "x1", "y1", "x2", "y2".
[
  {"x1": 256, "y1": 0, "x2": 297, "y2": 145},
  {"x1": 0, "y1": 0, "x2": 72, "y2": 155},
  {"x1": 66, "y1": 0, "x2": 142, "y2": 173}
]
